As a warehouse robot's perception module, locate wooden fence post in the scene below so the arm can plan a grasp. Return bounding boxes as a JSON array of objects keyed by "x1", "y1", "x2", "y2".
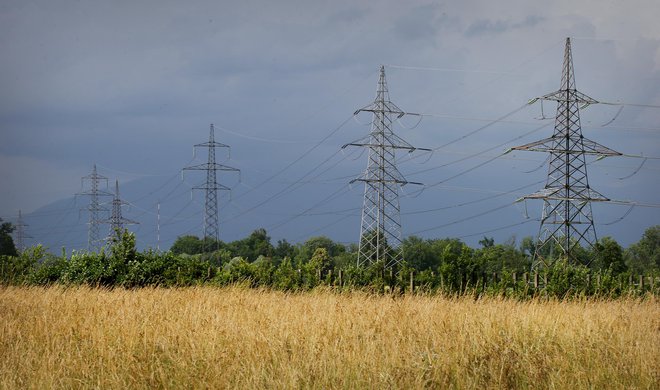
[
  {"x1": 512, "y1": 272, "x2": 517, "y2": 285},
  {"x1": 338, "y1": 269, "x2": 343, "y2": 287},
  {"x1": 328, "y1": 269, "x2": 332, "y2": 286},
  {"x1": 596, "y1": 273, "x2": 601, "y2": 290},
  {"x1": 534, "y1": 272, "x2": 539, "y2": 289},
  {"x1": 409, "y1": 271, "x2": 414, "y2": 294},
  {"x1": 586, "y1": 272, "x2": 591, "y2": 290},
  {"x1": 639, "y1": 274, "x2": 644, "y2": 290}
]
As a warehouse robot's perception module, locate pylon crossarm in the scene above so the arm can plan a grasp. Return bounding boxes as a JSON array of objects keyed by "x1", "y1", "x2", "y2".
[
  {"x1": 512, "y1": 137, "x2": 621, "y2": 156},
  {"x1": 355, "y1": 101, "x2": 406, "y2": 117},
  {"x1": 536, "y1": 89, "x2": 599, "y2": 105},
  {"x1": 183, "y1": 163, "x2": 241, "y2": 172},
  {"x1": 524, "y1": 194, "x2": 610, "y2": 202},
  {"x1": 352, "y1": 178, "x2": 415, "y2": 185},
  {"x1": 579, "y1": 138, "x2": 622, "y2": 156},
  {"x1": 195, "y1": 141, "x2": 230, "y2": 148},
  {"x1": 192, "y1": 183, "x2": 231, "y2": 191}
]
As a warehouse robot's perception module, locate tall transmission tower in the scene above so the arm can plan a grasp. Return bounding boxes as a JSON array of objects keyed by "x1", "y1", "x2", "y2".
[
  {"x1": 343, "y1": 65, "x2": 430, "y2": 268},
  {"x1": 183, "y1": 124, "x2": 239, "y2": 246},
  {"x1": 512, "y1": 38, "x2": 621, "y2": 268},
  {"x1": 78, "y1": 164, "x2": 112, "y2": 252},
  {"x1": 15, "y1": 209, "x2": 31, "y2": 253},
  {"x1": 103, "y1": 180, "x2": 138, "y2": 241}
]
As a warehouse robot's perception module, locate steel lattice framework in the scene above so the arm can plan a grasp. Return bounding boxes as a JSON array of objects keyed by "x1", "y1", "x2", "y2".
[
  {"x1": 184, "y1": 124, "x2": 239, "y2": 244},
  {"x1": 78, "y1": 164, "x2": 112, "y2": 252},
  {"x1": 15, "y1": 210, "x2": 30, "y2": 253},
  {"x1": 344, "y1": 66, "x2": 430, "y2": 268},
  {"x1": 103, "y1": 180, "x2": 138, "y2": 241},
  {"x1": 512, "y1": 38, "x2": 621, "y2": 268}
]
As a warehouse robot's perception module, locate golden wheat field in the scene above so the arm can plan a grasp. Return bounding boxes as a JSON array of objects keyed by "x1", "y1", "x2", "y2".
[{"x1": 0, "y1": 286, "x2": 658, "y2": 389}]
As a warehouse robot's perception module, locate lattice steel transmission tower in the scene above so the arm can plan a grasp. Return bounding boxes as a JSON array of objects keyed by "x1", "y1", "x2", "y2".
[
  {"x1": 343, "y1": 65, "x2": 430, "y2": 268},
  {"x1": 78, "y1": 164, "x2": 112, "y2": 251},
  {"x1": 103, "y1": 180, "x2": 138, "y2": 241},
  {"x1": 512, "y1": 38, "x2": 621, "y2": 268},
  {"x1": 15, "y1": 209, "x2": 31, "y2": 253},
  {"x1": 183, "y1": 124, "x2": 239, "y2": 245}
]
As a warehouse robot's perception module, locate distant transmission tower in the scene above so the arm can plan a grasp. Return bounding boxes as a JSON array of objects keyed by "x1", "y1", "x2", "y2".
[
  {"x1": 343, "y1": 65, "x2": 430, "y2": 268},
  {"x1": 183, "y1": 124, "x2": 239, "y2": 246},
  {"x1": 15, "y1": 209, "x2": 31, "y2": 253},
  {"x1": 103, "y1": 180, "x2": 138, "y2": 241},
  {"x1": 78, "y1": 164, "x2": 112, "y2": 252},
  {"x1": 512, "y1": 38, "x2": 621, "y2": 268}
]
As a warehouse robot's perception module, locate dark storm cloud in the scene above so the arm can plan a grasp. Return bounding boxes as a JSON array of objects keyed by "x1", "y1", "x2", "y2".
[
  {"x1": 1, "y1": 0, "x2": 659, "y2": 249},
  {"x1": 464, "y1": 15, "x2": 545, "y2": 37}
]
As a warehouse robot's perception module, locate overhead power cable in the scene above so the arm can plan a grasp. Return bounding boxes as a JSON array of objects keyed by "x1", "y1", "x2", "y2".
[
  {"x1": 409, "y1": 202, "x2": 516, "y2": 236},
  {"x1": 457, "y1": 219, "x2": 538, "y2": 239}
]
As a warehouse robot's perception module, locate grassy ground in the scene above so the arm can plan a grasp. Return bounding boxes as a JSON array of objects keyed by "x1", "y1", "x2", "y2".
[{"x1": 0, "y1": 286, "x2": 658, "y2": 389}]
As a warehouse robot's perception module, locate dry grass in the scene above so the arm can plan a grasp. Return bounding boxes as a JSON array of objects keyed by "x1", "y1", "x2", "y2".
[{"x1": 0, "y1": 286, "x2": 658, "y2": 389}]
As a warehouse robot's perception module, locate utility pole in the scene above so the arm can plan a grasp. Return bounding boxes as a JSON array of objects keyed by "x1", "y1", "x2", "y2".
[
  {"x1": 512, "y1": 38, "x2": 621, "y2": 269},
  {"x1": 156, "y1": 200, "x2": 161, "y2": 251},
  {"x1": 15, "y1": 210, "x2": 30, "y2": 253},
  {"x1": 343, "y1": 65, "x2": 430, "y2": 268},
  {"x1": 183, "y1": 124, "x2": 239, "y2": 249},
  {"x1": 78, "y1": 164, "x2": 112, "y2": 252},
  {"x1": 103, "y1": 180, "x2": 138, "y2": 241}
]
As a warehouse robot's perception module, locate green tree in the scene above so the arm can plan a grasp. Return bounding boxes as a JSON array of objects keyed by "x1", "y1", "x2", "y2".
[
  {"x1": 227, "y1": 228, "x2": 274, "y2": 261},
  {"x1": 274, "y1": 239, "x2": 297, "y2": 261},
  {"x1": 170, "y1": 235, "x2": 204, "y2": 255},
  {"x1": 478, "y1": 236, "x2": 495, "y2": 248},
  {"x1": 401, "y1": 236, "x2": 435, "y2": 271},
  {"x1": 0, "y1": 218, "x2": 17, "y2": 257},
  {"x1": 296, "y1": 236, "x2": 345, "y2": 264},
  {"x1": 593, "y1": 237, "x2": 626, "y2": 275},
  {"x1": 625, "y1": 225, "x2": 659, "y2": 274}
]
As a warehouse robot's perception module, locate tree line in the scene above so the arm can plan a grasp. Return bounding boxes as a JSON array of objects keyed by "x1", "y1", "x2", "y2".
[{"x1": 1, "y1": 219, "x2": 658, "y2": 298}]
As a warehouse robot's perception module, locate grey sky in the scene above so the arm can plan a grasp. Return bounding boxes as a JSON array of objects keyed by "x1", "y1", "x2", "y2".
[{"x1": 1, "y1": 0, "x2": 659, "y2": 251}]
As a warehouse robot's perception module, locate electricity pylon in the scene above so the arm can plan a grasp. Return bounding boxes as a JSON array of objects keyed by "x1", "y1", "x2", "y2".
[
  {"x1": 15, "y1": 210, "x2": 31, "y2": 253},
  {"x1": 78, "y1": 164, "x2": 112, "y2": 252},
  {"x1": 103, "y1": 180, "x2": 138, "y2": 241},
  {"x1": 183, "y1": 124, "x2": 239, "y2": 246},
  {"x1": 512, "y1": 38, "x2": 621, "y2": 269},
  {"x1": 343, "y1": 65, "x2": 430, "y2": 268}
]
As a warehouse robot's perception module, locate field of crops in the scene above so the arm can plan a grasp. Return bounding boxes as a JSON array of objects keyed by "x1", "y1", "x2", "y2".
[{"x1": 1, "y1": 286, "x2": 658, "y2": 389}]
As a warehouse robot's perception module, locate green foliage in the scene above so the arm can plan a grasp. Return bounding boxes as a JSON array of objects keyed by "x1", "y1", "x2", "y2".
[
  {"x1": 170, "y1": 235, "x2": 222, "y2": 255},
  {"x1": 625, "y1": 225, "x2": 659, "y2": 274},
  {"x1": 1, "y1": 227, "x2": 657, "y2": 298},
  {"x1": 28, "y1": 252, "x2": 68, "y2": 285},
  {"x1": 0, "y1": 218, "x2": 18, "y2": 257},
  {"x1": 272, "y1": 257, "x2": 299, "y2": 290},
  {"x1": 593, "y1": 237, "x2": 626, "y2": 275},
  {"x1": 226, "y1": 228, "x2": 274, "y2": 261},
  {"x1": 0, "y1": 245, "x2": 46, "y2": 284}
]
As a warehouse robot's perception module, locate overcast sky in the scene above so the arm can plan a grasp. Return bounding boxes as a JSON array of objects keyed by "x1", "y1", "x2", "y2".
[{"x1": 2, "y1": 0, "x2": 659, "y2": 251}]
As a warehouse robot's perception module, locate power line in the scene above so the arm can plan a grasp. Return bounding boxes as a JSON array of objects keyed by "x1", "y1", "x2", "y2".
[
  {"x1": 77, "y1": 164, "x2": 112, "y2": 251},
  {"x1": 512, "y1": 37, "x2": 622, "y2": 269},
  {"x1": 344, "y1": 65, "x2": 431, "y2": 268},
  {"x1": 409, "y1": 202, "x2": 516, "y2": 236},
  {"x1": 183, "y1": 124, "x2": 240, "y2": 245}
]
